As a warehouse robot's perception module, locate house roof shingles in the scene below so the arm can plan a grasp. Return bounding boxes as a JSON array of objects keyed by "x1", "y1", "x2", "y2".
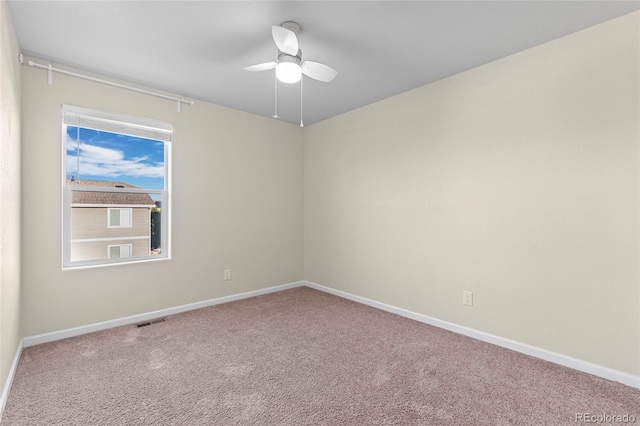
[{"x1": 68, "y1": 179, "x2": 156, "y2": 206}]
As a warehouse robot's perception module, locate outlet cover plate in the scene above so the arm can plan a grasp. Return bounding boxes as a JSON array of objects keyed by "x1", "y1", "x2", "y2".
[{"x1": 463, "y1": 291, "x2": 473, "y2": 306}]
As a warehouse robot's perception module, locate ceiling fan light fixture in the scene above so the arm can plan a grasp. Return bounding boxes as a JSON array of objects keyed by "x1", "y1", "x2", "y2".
[
  {"x1": 276, "y1": 53, "x2": 302, "y2": 84},
  {"x1": 276, "y1": 62, "x2": 301, "y2": 83}
]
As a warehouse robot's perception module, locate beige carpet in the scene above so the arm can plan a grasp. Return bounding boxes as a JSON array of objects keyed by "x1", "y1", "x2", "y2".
[{"x1": 3, "y1": 287, "x2": 638, "y2": 425}]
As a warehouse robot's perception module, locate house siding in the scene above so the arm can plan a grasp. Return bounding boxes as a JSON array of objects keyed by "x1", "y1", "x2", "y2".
[
  {"x1": 71, "y1": 207, "x2": 150, "y2": 240},
  {"x1": 70, "y1": 238, "x2": 150, "y2": 262},
  {"x1": 70, "y1": 207, "x2": 151, "y2": 261}
]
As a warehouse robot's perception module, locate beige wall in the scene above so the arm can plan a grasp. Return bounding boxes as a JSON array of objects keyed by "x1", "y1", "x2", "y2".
[
  {"x1": 21, "y1": 59, "x2": 304, "y2": 336},
  {"x1": 0, "y1": 0, "x2": 21, "y2": 402},
  {"x1": 304, "y1": 12, "x2": 640, "y2": 376}
]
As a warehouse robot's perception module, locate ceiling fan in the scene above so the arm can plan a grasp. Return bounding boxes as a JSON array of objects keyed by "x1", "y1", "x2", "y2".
[{"x1": 244, "y1": 21, "x2": 338, "y2": 84}]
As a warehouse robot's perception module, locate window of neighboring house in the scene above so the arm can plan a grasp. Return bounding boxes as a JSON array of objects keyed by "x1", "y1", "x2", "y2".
[
  {"x1": 108, "y1": 244, "x2": 132, "y2": 259},
  {"x1": 108, "y1": 208, "x2": 132, "y2": 228},
  {"x1": 62, "y1": 105, "x2": 172, "y2": 269}
]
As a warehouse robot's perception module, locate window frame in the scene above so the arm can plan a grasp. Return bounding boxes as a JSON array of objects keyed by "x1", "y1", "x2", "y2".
[{"x1": 62, "y1": 105, "x2": 172, "y2": 269}]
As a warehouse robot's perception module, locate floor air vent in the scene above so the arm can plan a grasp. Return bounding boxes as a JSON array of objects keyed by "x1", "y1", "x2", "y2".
[{"x1": 136, "y1": 318, "x2": 167, "y2": 328}]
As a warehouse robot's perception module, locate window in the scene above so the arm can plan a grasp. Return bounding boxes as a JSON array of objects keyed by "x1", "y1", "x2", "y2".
[
  {"x1": 108, "y1": 208, "x2": 132, "y2": 228},
  {"x1": 62, "y1": 105, "x2": 171, "y2": 268},
  {"x1": 108, "y1": 244, "x2": 132, "y2": 259}
]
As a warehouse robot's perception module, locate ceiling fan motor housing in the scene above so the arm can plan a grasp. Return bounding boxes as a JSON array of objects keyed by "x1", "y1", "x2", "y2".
[
  {"x1": 281, "y1": 21, "x2": 301, "y2": 34},
  {"x1": 278, "y1": 49, "x2": 302, "y2": 65}
]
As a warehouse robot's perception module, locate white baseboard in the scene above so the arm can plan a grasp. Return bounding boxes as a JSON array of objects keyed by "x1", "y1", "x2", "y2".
[
  {"x1": 304, "y1": 280, "x2": 640, "y2": 389},
  {"x1": 17, "y1": 279, "x2": 640, "y2": 390},
  {"x1": 0, "y1": 339, "x2": 23, "y2": 422},
  {"x1": 23, "y1": 281, "x2": 304, "y2": 348}
]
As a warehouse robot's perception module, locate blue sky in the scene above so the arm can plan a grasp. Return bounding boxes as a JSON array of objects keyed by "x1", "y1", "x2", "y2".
[{"x1": 66, "y1": 126, "x2": 165, "y2": 190}]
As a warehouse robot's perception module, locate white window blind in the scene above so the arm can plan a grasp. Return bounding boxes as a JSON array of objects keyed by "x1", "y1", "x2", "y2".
[{"x1": 62, "y1": 105, "x2": 172, "y2": 142}]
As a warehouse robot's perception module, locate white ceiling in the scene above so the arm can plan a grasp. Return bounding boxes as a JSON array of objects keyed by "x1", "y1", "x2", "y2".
[{"x1": 8, "y1": 1, "x2": 640, "y2": 126}]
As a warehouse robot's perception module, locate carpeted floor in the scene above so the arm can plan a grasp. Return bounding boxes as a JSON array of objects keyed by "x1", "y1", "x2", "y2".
[{"x1": 2, "y1": 287, "x2": 639, "y2": 425}]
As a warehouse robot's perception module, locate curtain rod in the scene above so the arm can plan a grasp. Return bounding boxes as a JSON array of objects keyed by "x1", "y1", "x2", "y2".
[{"x1": 21, "y1": 55, "x2": 195, "y2": 112}]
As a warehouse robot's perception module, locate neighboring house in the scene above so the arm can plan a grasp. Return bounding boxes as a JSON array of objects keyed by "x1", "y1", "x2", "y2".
[{"x1": 68, "y1": 179, "x2": 156, "y2": 262}]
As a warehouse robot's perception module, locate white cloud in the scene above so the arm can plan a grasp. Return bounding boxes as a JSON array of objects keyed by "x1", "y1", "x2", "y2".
[{"x1": 66, "y1": 136, "x2": 164, "y2": 179}]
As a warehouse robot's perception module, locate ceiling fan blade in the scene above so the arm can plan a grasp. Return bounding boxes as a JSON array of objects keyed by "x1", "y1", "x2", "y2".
[
  {"x1": 272, "y1": 26, "x2": 299, "y2": 56},
  {"x1": 244, "y1": 62, "x2": 276, "y2": 72},
  {"x1": 301, "y1": 61, "x2": 338, "y2": 82}
]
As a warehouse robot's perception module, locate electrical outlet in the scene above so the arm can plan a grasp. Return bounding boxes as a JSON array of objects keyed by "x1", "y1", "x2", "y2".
[
  {"x1": 462, "y1": 291, "x2": 473, "y2": 306},
  {"x1": 224, "y1": 269, "x2": 232, "y2": 281}
]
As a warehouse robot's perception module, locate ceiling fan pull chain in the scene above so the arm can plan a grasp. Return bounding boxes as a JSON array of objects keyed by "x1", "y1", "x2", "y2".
[
  {"x1": 300, "y1": 76, "x2": 304, "y2": 128},
  {"x1": 273, "y1": 71, "x2": 279, "y2": 119}
]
